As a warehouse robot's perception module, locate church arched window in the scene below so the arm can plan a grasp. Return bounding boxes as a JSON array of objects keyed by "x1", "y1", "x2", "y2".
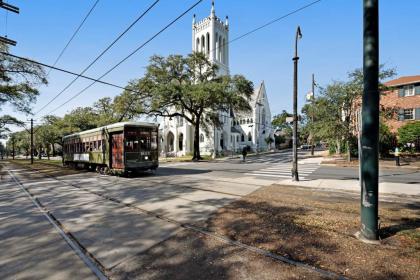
[
  {"x1": 246, "y1": 119, "x2": 250, "y2": 124},
  {"x1": 206, "y1": 32, "x2": 210, "y2": 55},
  {"x1": 222, "y1": 38, "x2": 226, "y2": 63},
  {"x1": 241, "y1": 134, "x2": 245, "y2": 142},
  {"x1": 196, "y1": 38, "x2": 200, "y2": 52},
  {"x1": 218, "y1": 35, "x2": 222, "y2": 62},
  {"x1": 250, "y1": 118, "x2": 253, "y2": 123},
  {"x1": 215, "y1": 33, "x2": 219, "y2": 60},
  {"x1": 199, "y1": 133, "x2": 205, "y2": 143},
  {"x1": 223, "y1": 39, "x2": 227, "y2": 64},
  {"x1": 201, "y1": 35, "x2": 205, "y2": 53},
  {"x1": 248, "y1": 132, "x2": 252, "y2": 142}
]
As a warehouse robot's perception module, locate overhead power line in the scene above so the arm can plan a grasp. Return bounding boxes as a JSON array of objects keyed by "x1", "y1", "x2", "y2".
[
  {"x1": 208, "y1": 0, "x2": 322, "y2": 58},
  {"x1": 0, "y1": 52, "x2": 141, "y2": 94},
  {"x1": 48, "y1": 0, "x2": 100, "y2": 74},
  {"x1": 45, "y1": 0, "x2": 204, "y2": 116},
  {"x1": 36, "y1": 0, "x2": 161, "y2": 115},
  {"x1": 2, "y1": 0, "x2": 320, "y2": 117}
]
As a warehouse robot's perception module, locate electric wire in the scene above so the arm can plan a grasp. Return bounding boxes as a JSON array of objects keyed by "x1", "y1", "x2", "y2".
[
  {"x1": 0, "y1": 52, "x2": 142, "y2": 95},
  {"x1": 3, "y1": 0, "x2": 320, "y2": 118},
  {"x1": 36, "y1": 0, "x2": 161, "y2": 115},
  {"x1": 47, "y1": 0, "x2": 100, "y2": 75},
  {"x1": 44, "y1": 0, "x2": 204, "y2": 116}
]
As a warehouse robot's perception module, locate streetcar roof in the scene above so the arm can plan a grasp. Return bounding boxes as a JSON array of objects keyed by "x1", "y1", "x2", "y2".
[{"x1": 63, "y1": 122, "x2": 159, "y2": 140}]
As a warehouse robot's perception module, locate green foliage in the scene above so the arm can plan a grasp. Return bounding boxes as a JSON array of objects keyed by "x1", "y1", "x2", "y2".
[
  {"x1": 125, "y1": 52, "x2": 254, "y2": 160},
  {"x1": 398, "y1": 122, "x2": 420, "y2": 148},
  {"x1": 379, "y1": 122, "x2": 397, "y2": 157},
  {"x1": 301, "y1": 66, "x2": 396, "y2": 158},
  {"x1": 264, "y1": 136, "x2": 274, "y2": 145},
  {"x1": 0, "y1": 43, "x2": 47, "y2": 114}
]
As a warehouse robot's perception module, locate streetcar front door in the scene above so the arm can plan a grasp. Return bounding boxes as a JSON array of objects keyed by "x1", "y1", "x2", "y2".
[{"x1": 111, "y1": 133, "x2": 124, "y2": 169}]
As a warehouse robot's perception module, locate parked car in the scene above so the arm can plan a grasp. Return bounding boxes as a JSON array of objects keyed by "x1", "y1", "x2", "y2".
[{"x1": 300, "y1": 144, "x2": 313, "y2": 150}]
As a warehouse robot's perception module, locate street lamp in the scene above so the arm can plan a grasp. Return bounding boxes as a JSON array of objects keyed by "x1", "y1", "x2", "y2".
[{"x1": 292, "y1": 26, "x2": 302, "y2": 181}]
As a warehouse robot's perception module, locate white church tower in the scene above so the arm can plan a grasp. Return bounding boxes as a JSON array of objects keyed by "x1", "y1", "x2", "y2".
[
  {"x1": 192, "y1": 1, "x2": 229, "y2": 76},
  {"x1": 159, "y1": 1, "x2": 273, "y2": 158}
]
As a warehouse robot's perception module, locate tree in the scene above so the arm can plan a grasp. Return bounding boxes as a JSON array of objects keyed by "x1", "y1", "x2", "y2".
[
  {"x1": 0, "y1": 115, "x2": 23, "y2": 139},
  {"x1": 379, "y1": 121, "x2": 396, "y2": 157},
  {"x1": 0, "y1": 43, "x2": 47, "y2": 113},
  {"x1": 302, "y1": 66, "x2": 396, "y2": 161},
  {"x1": 63, "y1": 107, "x2": 97, "y2": 132},
  {"x1": 125, "y1": 52, "x2": 254, "y2": 160},
  {"x1": 398, "y1": 122, "x2": 420, "y2": 151}
]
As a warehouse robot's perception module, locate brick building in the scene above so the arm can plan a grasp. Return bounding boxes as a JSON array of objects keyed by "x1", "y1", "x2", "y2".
[{"x1": 382, "y1": 75, "x2": 420, "y2": 132}]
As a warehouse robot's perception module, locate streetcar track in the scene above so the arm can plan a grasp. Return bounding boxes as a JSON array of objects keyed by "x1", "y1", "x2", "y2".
[
  {"x1": 6, "y1": 162, "x2": 348, "y2": 280},
  {"x1": 5, "y1": 167, "x2": 108, "y2": 280}
]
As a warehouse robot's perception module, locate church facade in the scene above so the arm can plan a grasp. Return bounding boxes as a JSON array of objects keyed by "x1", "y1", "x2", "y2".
[{"x1": 160, "y1": 2, "x2": 273, "y2": 157}]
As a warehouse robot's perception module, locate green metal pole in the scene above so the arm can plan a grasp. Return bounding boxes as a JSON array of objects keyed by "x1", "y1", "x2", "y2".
[
  {"x1": 292, "y1": 26, "x2": 302, "y2": 181},
  {"x1": 359, "y1": 0, "x2": 379, "y2": 241}
]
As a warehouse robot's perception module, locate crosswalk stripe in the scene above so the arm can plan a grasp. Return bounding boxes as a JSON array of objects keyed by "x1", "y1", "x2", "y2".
[{"x1": 244, "y1": 173, "x2": 306, "y2": 178}]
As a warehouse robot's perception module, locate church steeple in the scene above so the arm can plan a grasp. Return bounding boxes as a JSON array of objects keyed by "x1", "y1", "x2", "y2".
[{"x1": 192, "y1": 0, "x2": 229, "y2": 75}]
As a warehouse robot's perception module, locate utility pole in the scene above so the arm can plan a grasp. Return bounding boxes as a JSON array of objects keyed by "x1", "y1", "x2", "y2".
[
  {"x1": 357, "y1": 0, "x2": 380, "y2": 243},
  {"x1": 311, "y1": 73, "x2": 315, "y2": 156},
  {"x1": 30, "y1": 118, "x2": 34, "y2": 164},
  {"x1": 292, "y1": 26, "x2": 302, "y2": 181}
]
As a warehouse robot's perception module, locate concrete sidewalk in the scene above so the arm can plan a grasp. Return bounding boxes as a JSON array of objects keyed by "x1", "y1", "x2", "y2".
[
  {"x1": 278, "y1": 178, "x2": 420, "y2": 196},
  {"x1": 0, "y1": 170, "x2": 97, "y2": 280}
]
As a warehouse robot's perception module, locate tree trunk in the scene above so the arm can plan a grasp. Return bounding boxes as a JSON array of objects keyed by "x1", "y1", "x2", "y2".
[
  {"x1": 336, "y1": 140, "x2": 341, "y2": 155},
  {"x1": 347, "y1": 139, "x2": 351, "y2": 162},
  {"x1": 192, "y1": 119, "x2": 202, "y2": 161},
  {"x1": 52, "y1": 143, "x2": 56, "y2": 157}
]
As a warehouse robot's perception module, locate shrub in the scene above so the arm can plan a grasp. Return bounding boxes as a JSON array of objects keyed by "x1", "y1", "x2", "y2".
[{"x1": 398, "y1": 122, "x2": 420, "y2": 152}]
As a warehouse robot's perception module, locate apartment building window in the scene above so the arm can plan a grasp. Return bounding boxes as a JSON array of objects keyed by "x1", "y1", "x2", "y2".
[
  {"x1": 403, "y1": 85, "x2": 415, "y2": 96},
  {"x1": 403, "y1": 109, "x2": 414, "y2": 120}
]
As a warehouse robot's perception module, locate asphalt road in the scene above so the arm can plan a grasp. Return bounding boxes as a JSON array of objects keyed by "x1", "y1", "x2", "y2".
[{"x1": 159, "y1": 149, "x2": 420, "y2": 184}]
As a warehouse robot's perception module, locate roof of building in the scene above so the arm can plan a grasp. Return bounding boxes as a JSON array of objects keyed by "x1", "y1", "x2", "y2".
[
  {"x1": 384, "y1": 75, "x2": 420, "y2": 87},
  {"x1": 63, "y1": 122, "x2": 158, "y2": 140},
  {"x1": 250, "y1": 81, "x2": 265, "y2": 107}
]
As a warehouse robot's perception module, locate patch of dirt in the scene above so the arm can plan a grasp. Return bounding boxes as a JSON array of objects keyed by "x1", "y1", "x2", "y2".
[
  {"x1": 206, "y1": 185, "x2": 420, "y2": 280},
  {"x1": 110, "y1": 229, "x2": 325, "y2": 280}
]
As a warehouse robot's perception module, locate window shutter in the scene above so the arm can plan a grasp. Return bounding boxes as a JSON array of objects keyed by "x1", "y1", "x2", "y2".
[
  {"x1": 398, "y1": 109, "x2": 404, "y2": 121},
  {"x1": 415, "y1": 85, "x2": 420, "y2": 95},
  {"x1": 416, "y1": 108, "x2": 420, "y2": 120},
  {"x1": 398, "y1": 88, "x2": 405, "y2": 97}
]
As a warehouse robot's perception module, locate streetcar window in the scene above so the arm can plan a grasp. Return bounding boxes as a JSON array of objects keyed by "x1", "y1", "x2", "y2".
[{"x1": 98, "y1": 140, "x2": 102, "y2": 151}]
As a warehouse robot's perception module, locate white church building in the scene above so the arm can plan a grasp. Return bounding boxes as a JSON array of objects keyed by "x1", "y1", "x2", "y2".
[{"x1": 160, "y1": 2, "x2": 273, "y2": 157}]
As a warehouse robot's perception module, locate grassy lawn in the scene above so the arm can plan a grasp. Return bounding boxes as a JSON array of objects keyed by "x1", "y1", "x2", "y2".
[{"x1": 10, "y1": 158, "x2": 64, "y2": 167}]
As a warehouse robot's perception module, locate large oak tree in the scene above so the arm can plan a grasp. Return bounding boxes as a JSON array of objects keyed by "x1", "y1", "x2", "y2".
[{"x1": 125, "y1": 52, "x2": 254, "y2": 160}]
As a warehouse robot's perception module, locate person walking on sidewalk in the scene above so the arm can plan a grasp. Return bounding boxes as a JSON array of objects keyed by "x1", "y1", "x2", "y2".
[{"x1": 242, "y1": 147, "x2": 248, "y2": 162}]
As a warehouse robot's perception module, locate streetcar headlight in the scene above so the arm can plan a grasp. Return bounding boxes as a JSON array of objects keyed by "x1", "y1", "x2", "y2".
[{"x1": 144, "y1": 156, "x2": 148, "y2": 160}]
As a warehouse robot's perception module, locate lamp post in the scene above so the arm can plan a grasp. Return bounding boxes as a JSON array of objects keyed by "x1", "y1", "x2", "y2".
[{"x1": 292, "y1": 26, "x2": 302, "y2": 181}]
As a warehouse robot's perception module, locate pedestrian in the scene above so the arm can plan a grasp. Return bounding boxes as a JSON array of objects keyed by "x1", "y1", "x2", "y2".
[
  {"x1": 242, "y1": 146, "x2": 247, "y2": 162},
  {"x1": 394, "y1": 147, "x2": 400, "y2": 166}
]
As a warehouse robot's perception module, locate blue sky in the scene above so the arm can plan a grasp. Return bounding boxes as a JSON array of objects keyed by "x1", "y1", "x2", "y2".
[{"x1": 3, "y1": 0, "x2": 420, "y2": 123}]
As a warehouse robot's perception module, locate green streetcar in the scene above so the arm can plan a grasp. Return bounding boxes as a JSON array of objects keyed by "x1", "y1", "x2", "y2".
[{"x1": 63, "y1": 122, "x2": 159, "y2": 174}]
